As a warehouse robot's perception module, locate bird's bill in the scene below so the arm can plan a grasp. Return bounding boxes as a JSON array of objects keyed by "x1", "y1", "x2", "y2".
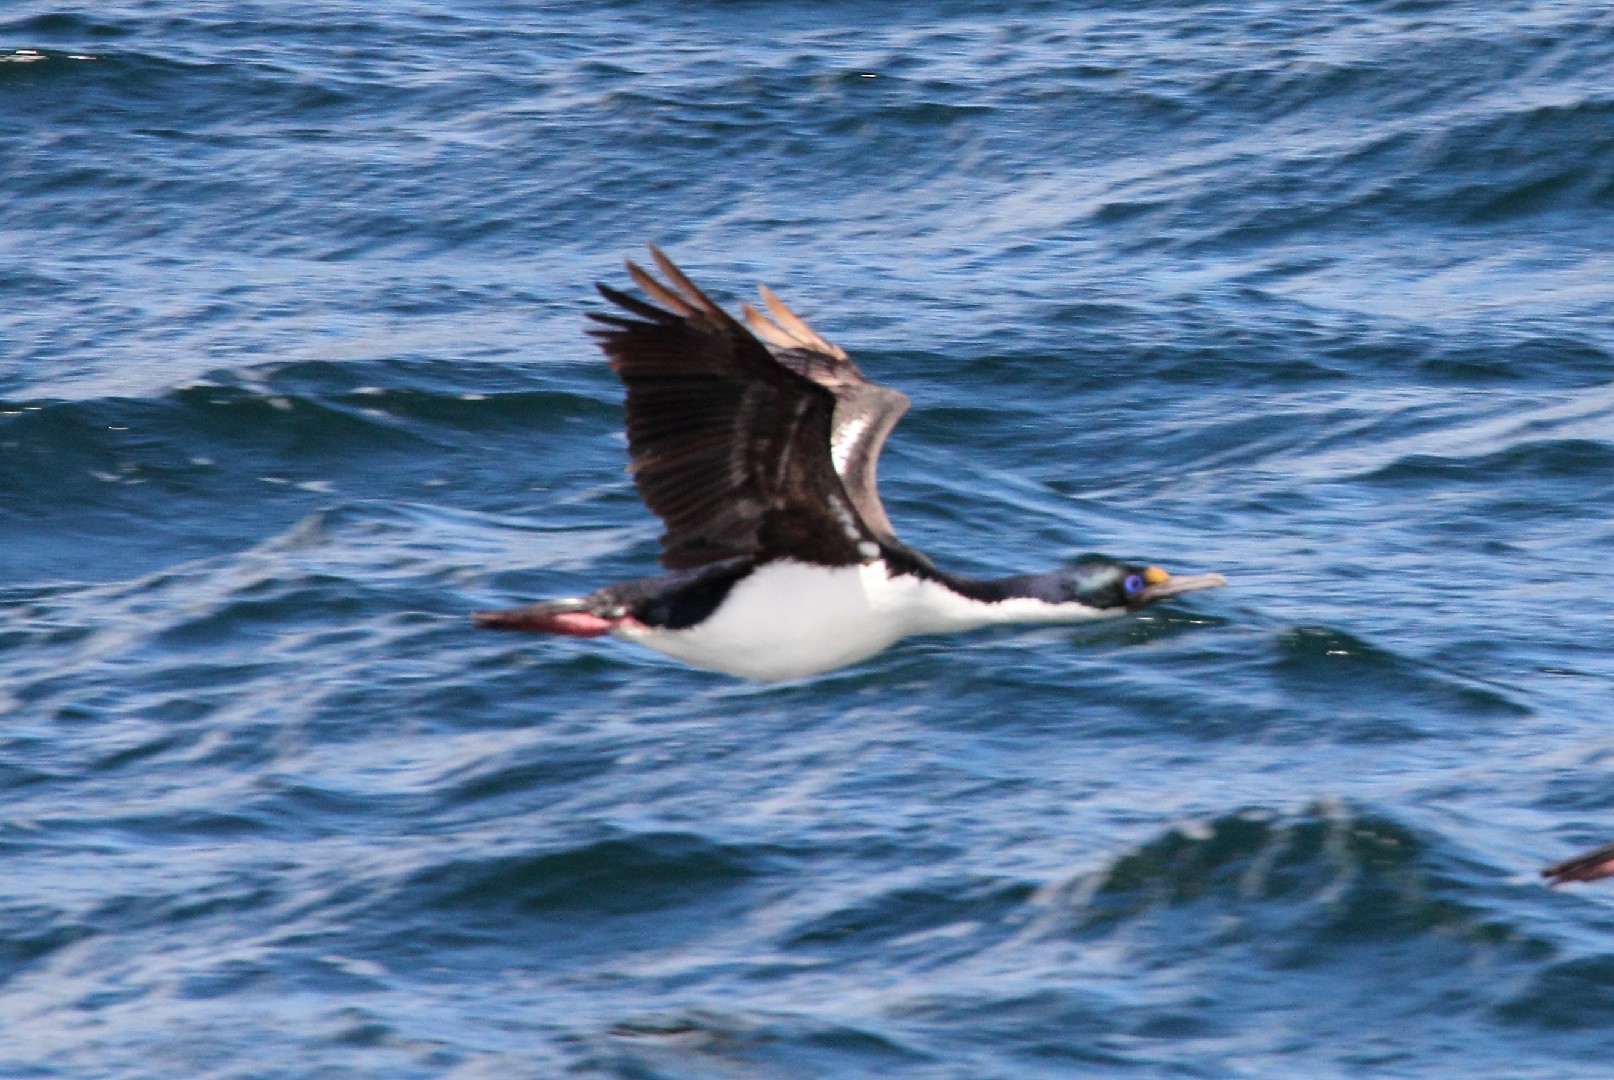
[{"x1": 1135, "y1": 567, "x2": 1227, "y2": 605}]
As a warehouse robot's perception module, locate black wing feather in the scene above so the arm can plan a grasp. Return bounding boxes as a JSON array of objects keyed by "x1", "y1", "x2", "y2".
[
  {"x1": 589, "y1": 246, "x2": 873, "y2": 571},
  {"x1": 741, "y1": 297, "x2": 910, "y2": 547}
]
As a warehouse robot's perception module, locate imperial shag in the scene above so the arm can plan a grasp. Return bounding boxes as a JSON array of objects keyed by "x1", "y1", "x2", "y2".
[{"x1": 474, "y1": 246, "x2": 1225, "y2": 680}]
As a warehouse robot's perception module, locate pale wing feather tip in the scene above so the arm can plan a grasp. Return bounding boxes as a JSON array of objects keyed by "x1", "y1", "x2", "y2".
[
  {"x1": 758, "y1": 283, "x2": 848, "y2": 360},
  {"x1": 742, "y1": 302, "x2": 809, "y2": 351}
]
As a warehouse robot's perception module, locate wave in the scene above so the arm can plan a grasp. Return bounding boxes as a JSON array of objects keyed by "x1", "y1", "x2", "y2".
[
  {"x1": 1023, "y1": 803, "x2": 1558, "y2": 991},
  {"x1": 401, "y1": 832, "x2": 772, "y2": 918},
  {"x1": 592, "y1": 1007, "x2": 926, "y2": 1078},
  {"x1": 0, "y1": 362, "x2": 627, "y2": 582}
]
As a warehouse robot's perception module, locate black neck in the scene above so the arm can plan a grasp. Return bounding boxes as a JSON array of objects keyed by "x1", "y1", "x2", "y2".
[
  {"x1": 878, "y1": 544, "x2": 1062, "y2": 604},
  {"x1": 940, "y1": 570, "x2": 1066, "y2": 604}
]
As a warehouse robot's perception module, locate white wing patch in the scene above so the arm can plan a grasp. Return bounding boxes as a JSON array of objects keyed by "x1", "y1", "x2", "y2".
[{"x1": 830, "y1": 416, "x2": 870, "y2": 475}]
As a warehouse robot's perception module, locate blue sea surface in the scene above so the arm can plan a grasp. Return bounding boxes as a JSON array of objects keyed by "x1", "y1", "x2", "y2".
[{"x1": 4, "y1": 2, "x2": 1614, "y2": 1076}]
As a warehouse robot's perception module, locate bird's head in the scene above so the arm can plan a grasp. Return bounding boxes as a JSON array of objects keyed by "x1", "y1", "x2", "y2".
[{"x1": 1041, "y1": 557, "x2": 1226, "y2": 612}]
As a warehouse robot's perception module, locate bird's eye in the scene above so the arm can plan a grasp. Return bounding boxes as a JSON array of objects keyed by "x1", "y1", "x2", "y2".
[{"x1": 1124, "y1": 574, "x2": 1145, "y2": 595}]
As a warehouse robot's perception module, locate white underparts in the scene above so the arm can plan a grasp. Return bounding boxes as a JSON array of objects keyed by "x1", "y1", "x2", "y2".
[{"x1": 612, "y1": 560, "x2": 1118, "y2": 681}]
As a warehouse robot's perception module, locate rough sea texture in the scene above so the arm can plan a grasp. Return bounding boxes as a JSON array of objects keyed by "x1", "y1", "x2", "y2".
[{"x1": 4, "y1": 2, "x2": 1614, "y2": 1076}]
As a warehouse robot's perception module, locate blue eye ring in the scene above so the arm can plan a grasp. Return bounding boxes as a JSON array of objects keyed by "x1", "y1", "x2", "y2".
[{"x1": 1124, "y1": 573, "x2": 1145, "y2": 595}]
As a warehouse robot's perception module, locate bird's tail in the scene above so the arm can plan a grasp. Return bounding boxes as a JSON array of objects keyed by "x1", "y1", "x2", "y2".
[{"x1": 473, "y1": 597, "x2": 619, "y2": 638}]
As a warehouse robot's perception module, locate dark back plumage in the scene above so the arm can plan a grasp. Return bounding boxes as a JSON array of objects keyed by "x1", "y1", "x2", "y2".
[{"x1": 587, "y1": 246, "x2": 908, "y2": 571}]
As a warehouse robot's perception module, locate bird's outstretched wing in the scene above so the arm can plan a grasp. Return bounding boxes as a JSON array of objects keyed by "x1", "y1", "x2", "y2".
[
  {"x1": 740, "y1": 284, "x2": 911, "y2": 545},
  {"x1": 589, "y1": 245, "x2": 889, "y2": 571}
]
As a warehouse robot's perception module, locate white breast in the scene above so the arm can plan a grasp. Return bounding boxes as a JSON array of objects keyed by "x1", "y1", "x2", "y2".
[{"x1": 613, "y1": 560, "x2": 1117, "y2": 681}]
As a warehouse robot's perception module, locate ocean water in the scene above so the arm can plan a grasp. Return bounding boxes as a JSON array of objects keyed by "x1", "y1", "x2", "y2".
[{"x1": 4, "y1": 1, "x2": 1614, "y2": 1075}]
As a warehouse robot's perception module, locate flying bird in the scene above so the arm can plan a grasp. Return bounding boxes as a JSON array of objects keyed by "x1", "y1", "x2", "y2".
[{"x1": 474, "y1": 246, "x2": 1225, "y2": 680}]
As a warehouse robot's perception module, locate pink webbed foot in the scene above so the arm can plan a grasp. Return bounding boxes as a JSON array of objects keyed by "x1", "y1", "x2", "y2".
[{"x1": 474, "y1": 602, "x2": 628, "y2": 638}]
